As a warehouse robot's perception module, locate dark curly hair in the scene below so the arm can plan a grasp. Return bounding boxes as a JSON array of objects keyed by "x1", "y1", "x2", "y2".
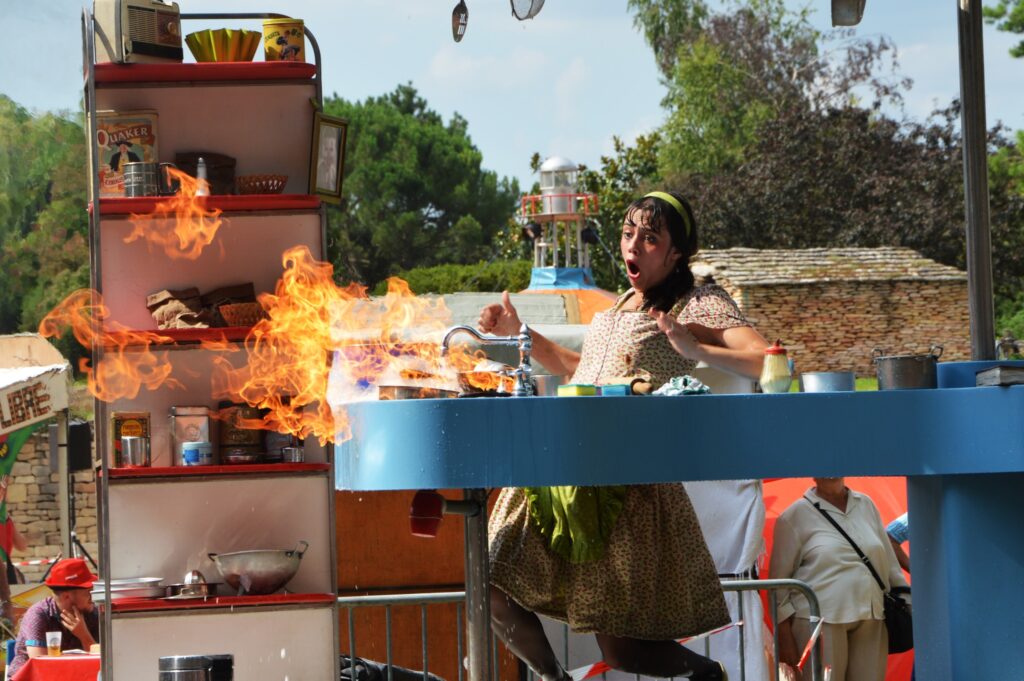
[{"x1": 624, "y1": 192, "x2": 699, "y2": 313}]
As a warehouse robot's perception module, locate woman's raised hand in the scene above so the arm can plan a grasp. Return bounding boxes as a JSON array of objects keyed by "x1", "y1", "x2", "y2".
[
  {"x1": 478, "y1": 291, "x2": 522, "y2": 336},
  {"x1": 649, "y1": 310, "x2": 703, "y2": 360}
]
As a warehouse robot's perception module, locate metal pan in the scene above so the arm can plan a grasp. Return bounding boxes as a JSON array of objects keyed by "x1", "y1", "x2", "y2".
[{"x1": 378, "y1": 385, "x2": 458, "y2": 400}]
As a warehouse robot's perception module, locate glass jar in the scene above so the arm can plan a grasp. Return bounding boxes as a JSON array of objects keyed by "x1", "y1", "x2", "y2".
[{"x1": 170, "y1": 406, "x2": 211, "y2": 466}]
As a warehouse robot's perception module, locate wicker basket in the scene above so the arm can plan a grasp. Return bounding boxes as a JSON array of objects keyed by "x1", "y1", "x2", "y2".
[
  {"x1": 235, "y1": 174, "x2": 288, "y2": 195},
  {"x1": 219, "y1": 302, "x2": 267, "y2": 327}
]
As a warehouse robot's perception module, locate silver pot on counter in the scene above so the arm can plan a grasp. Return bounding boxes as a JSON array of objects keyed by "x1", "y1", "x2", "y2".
[
  {"x1": 208, "y1": 541, "x2": 308, "y2": 595},
  {"x1": 873, "y1": 346, "x2": 943, "y2": 390}
]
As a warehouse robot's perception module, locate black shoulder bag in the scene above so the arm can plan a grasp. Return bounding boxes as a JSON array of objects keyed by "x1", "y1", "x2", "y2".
[{"x1": 806, "y1": 498, "x2": 914, "y2": 653}]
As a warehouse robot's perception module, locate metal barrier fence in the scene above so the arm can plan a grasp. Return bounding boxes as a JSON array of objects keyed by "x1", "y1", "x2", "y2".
[{"x1": 337, "y1": 578, "x2": 825, "y2": 681}]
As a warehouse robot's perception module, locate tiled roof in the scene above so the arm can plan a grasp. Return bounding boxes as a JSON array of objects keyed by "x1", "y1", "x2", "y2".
[{"x1": 690, "y1": 247, "x2": 967, "y2": 286}]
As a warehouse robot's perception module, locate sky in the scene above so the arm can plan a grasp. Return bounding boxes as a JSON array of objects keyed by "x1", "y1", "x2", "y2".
[{"x1": 1, "y1": 0, "x2": 1021, "y2": 190}]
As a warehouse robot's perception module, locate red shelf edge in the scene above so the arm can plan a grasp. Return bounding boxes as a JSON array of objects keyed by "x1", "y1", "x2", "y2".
[
  {"x1": 94, "y1": 61, "x2": 318, "y2": 84},
  {"x1": 89, "y1": 194, "x2": 320, "y2": 215},
  {"x1": 106, "y1": 463, "x2": 329, "y2": 479},
  {"x1": 109, "y1": 592, "x2": 335, "y2": 613}
]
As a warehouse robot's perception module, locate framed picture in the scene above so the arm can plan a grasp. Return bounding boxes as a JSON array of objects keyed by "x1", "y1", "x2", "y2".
[{"x1": 310, "y1": 111, "x2": 348, "y2": 204}]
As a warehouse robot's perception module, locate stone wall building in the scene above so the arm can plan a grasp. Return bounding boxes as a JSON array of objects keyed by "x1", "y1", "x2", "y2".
[
  {"x1": 6, "y1": 430, "x2": 97, "y2": 584},
  {"x1": 690, "y1": 247, "x2": 971, "y2": 376}
]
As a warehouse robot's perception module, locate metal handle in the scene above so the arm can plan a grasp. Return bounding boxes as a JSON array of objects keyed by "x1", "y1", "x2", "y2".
[
  {"x1": 872, "y1": 348, "x2": 884, "y2": 361},
  {"x1": 288, "y1": 540, "x2": 309, "y2": 558},
  {"x1": 930, "y1": 345, "x2": 944, "y2": 359},
  {"x1": 207, "y1": 553, "x2": 218, "y2": 562}
]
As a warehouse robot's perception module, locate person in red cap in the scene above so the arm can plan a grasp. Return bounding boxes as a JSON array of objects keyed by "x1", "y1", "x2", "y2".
[{"x1": 7, "y1": 558, "x2": 100, "y2": 677}]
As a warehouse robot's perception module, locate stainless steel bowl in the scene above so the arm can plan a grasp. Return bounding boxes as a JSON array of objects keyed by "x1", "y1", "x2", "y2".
[
  {"x1": 798, "y1": 371, "x2": 856, "y2": 392},
  {"x1": 208, "y1": 541, "x2": 308, "y2": 595}
]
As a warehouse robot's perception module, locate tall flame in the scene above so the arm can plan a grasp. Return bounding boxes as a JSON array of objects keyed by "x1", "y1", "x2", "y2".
[
  {"x1": 211, "y1": 246, "x2": 487, "y2": 444},
  {"x1": 38, "y1": 289, "x2": 180, "y2": 401},
  {"x1": 125, "y1": 167, "x2": 223, "y2": 260}
]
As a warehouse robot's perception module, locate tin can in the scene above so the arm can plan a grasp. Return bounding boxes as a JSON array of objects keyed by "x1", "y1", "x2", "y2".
[
  {"x1": 121, "y1": 436, "x2": 151, "y2": 468},
  {"x1": 281, "y1": 446, "x2": 304, "y2": 463},
  {"x1": 217, "y1": 403, "x2": 264, "y2": 448},
  {"x1": 262, "y1": 18, "x2": 304, "y2": 62},
  {"x1": 111, "y1": 411, "x2": 150, "y2": 468},
  {"x1": 181, "y1": 441, "x2": 213, "y2": 466},
  {"x1": 170, "y1": 406, "x2": 211, "y2": 466}
]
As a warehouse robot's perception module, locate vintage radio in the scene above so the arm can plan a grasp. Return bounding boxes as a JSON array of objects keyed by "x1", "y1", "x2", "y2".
[{"x1": 93, "y1": 0, "x2": 183, "y2": 64}]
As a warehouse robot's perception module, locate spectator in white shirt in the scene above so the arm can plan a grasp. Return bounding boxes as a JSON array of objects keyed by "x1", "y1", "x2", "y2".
[{"x1": 769, "y1": 477, "x2": 909, "y2": 681}]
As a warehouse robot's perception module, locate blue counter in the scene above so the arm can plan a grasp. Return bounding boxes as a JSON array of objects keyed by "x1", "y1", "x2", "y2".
[{"x1": 336, "y1": 361, "x2": 1024, "y2": 680}]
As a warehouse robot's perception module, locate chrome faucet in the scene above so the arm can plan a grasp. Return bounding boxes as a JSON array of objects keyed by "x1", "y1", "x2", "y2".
[{"x1": 440, "y1": 324, "x2": 534, "y2": 397}]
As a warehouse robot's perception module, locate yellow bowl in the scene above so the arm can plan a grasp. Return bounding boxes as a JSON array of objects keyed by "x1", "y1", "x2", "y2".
[{"x1": 186, "y1": 29, "x2": 260, "y2": 63}]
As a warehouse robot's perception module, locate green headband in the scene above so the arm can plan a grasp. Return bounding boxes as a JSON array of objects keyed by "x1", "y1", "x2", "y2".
[{"x1": 644, "y1": 191, "x2": 692, "y2": 237}]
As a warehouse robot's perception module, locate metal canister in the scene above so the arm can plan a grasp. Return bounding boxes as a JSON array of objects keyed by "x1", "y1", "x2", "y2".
[
  {"x1": 218, "y1": 402, "x2": 264, "y2": 448},
  {"x1": 281, "y1": 446, "x2": 304, "y2": 463},
  {"x1": 170, "y1": 406, "x2": 211, "y2": 466},
  {"x1": 111, "y1": 411, "x2": 149, "y2": 468},
  {"x1": 158, "y1": 655, "x2": 212, "y2": 681},
  {"x1": 121, "y1": 436, "x2": 151, "y2": 467}
]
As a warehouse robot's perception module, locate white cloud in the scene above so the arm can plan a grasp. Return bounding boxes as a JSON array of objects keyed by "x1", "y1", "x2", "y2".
[{"x1": 426, "y1": 45, "x2": 547, "y2": 90}]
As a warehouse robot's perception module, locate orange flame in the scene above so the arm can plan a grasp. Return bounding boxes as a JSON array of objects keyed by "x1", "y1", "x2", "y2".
[
  {"x1": 38, "y1": 289, "x2": 181, "y2": 401},
  {"x1": 125, "y1": 167, "x2": 224, "y2": 260},
  {"x1": 211, "y1": 246, "x2": 487, "y2": 444}
]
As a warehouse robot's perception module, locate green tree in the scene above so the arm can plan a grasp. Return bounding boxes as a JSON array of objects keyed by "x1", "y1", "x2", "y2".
[
  {"x1": 322, "y1": 84, "x2": 519, "y2": 288},
  {"x1": 985, "y1": 0, "x2": 1024, "y2": 57},
  {"x1": 637, "y1": 0, "x2": 906, "y2": 178},
  {"x1": 0, "y1": 97, "x2": 89, "y2": 368},
  {"x1": 577, "y1": 133, "x2": 662, "y2": 290}
]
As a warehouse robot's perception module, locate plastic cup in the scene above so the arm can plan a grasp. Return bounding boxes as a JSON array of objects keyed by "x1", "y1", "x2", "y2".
[{"x1": 46, "y1": 631, "x2": 61, "y2": 656}]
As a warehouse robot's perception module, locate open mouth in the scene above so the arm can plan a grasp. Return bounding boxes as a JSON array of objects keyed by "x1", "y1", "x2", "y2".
[{"x1": 626, "y1": 260, "x2": 641, "y2": 278}]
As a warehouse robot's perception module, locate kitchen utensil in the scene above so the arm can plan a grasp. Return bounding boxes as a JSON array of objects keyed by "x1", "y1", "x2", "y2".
[
  {"x1": 208, "y1": 541, "x2": 308, "y2": 595},
  {"x1": 181, "y1": 441, "x2": 213, "y2": 466},
  {"x1": 123, "y1": 161, "x2": 178, "y2": 197},
  {"x1": 457, "y1": 371, "x2": 514, "y2": 395},
  {"x1": 171, "y1": 406, "x2": 211, "y2": 466},
  {"x1": 235, "y1": 174, "x2": 288, "y2": 195},
  {"x1": 164, "y1": 582, "x2": 222, "y2": 598},
  {"x1": 93, "y1": 577, "x2": 163, "y2": 588},
  {"x1": 873, "y1": 346, "x2": 943, "y2": 390},
  {"x1": 121, "y1": 435, "x2": 151, "y2": 467},
  {"x1": 281, "y1": 446, "x2": 304, "y2": 463},
  {"x1": 221, "y1": 447, "x2": 261, "y2": 464},
  {"x1": 91, "y1": 584, "x2": 167, "y2": 602},
  {"x1": 185, "y1": 28, "x2": 260, "y2": 62},
  {"x1": 799, "y1": 371, "x2": 856, "y2": 393},
  {"x1": 531, "y1": 374, "x2": 567, "y2": 396},
  {"x1": 218, "y1": 302, "x2": 266, "y2": 327},
  {"x1": 378, "y1": 385, "x2": 458, "y2": 400},
  {"x1": 159, "y1": 655, "x2": 213, "y2": 681}
]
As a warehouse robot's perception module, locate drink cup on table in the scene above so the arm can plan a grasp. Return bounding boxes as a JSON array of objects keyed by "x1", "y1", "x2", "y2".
[{"x1": 46, "y1": 630, "x2": 62, "y2": 656}]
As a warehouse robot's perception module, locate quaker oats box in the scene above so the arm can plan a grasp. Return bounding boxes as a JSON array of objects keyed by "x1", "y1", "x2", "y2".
[{"x1": 92, "y1": 110, "x2": 159, "y2": 197}]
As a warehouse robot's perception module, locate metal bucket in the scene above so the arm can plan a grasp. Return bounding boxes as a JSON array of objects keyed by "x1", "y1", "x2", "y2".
[
  {"x1": 873, "y1": 346, "x2": 943, "y2": 390},
  {"x1": 798, "y1": 371, "x2": 856, "y2": 393}
]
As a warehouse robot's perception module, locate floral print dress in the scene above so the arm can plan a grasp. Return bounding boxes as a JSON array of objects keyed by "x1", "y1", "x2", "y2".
[{"x1": 488, "y1": 285, "x2": 750, "y2": 639}]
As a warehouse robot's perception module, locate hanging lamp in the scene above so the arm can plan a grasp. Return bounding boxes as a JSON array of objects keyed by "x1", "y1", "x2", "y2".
[{"x1": 510, "y1": 0, "x2": 544, "y2": 21}]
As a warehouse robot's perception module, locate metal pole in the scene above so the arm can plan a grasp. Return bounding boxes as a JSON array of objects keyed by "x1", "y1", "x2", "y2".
[
  {"x1": 957, "y1": 0, "x2": 996, "y2": 359},
  {"x1": 56, "y1": 411, "x2": 72, "y2": 558},
  {"x1": 463, "y1": 488, "x2": 493, "y2": 681}
]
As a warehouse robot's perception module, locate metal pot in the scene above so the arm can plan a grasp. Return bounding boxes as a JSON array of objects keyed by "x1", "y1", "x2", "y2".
[
  {"x1": 873, "y1": 346, "x2": 943, "y2": 390},
  {"x1": 208, "y1": 541, "x2": 308, "y2": 595},
  {"x1": 378, "y1": 385, "x2": 458, "y2": 400},
  {"x1": 799, "y1": 371, "x2": 856, "y2": 393},
  {"x1": 457, "y1": 371, "x2": 514, "y2": 395}
]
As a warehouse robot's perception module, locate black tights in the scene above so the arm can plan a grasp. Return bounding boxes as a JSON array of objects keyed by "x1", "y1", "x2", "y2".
[{"x1": 489, "y1": 585, "x2": 722, "y2": 680}]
